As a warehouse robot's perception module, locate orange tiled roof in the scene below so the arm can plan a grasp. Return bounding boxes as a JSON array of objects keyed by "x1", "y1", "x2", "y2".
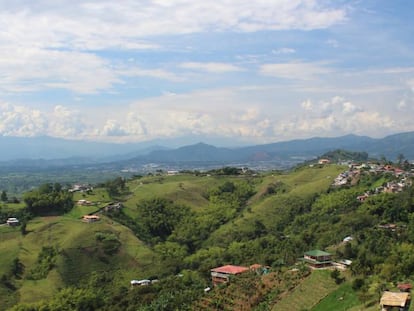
[{"x1": 211, "y1": 265, "x2": 249, "y2": 275}]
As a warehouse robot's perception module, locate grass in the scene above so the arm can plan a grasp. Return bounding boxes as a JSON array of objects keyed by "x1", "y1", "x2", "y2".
[
  {"x1": 0, "y1": 213, "x2": 157, "y2": 305},
  {"x1": 312, "y1": 282, "x2": 360, "y2": 311},
  {"x1": 272, "y1": 270, "x2": 339, "y2": 311},
  {"x1": 122, "y1": 174, "x2": 225, "y2": 218},
  {"x1": 0, "y1": 201, "x2": 26, "y2": 213}
]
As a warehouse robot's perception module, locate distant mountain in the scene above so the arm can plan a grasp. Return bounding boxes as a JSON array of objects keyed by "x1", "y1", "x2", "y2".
[
  {"x1": 127, "y1": 132, "x2": 414, "y2": 166},
  {"x1": 1, "y1": 132, "x2": 414, "y2": 168},
  {"x1": 0, "y1": 136, "x2": 165, "y2": 162}
]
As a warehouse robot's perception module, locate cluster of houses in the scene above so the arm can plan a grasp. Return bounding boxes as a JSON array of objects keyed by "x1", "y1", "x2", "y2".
[
  {"x1": 332, "y1": 163, "x2": 413, "y2": 201},
  {"x1": 207, "y1": 252, "x2": 413, "y2": 311}
]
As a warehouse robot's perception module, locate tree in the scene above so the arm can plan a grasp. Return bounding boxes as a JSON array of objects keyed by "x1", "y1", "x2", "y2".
[
  {"x1": 1, "y1": 190, "x2": 7, "y2": 202},
  {"x1": 136, "y1": 197, "x2": 190, "y2": 243}
]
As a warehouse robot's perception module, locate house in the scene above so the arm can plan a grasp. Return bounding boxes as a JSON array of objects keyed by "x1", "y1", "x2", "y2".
[
  {"x1": 104, "y1": 202, "x2": 123, "y2": 212},
  {"x1": 380, "y1": 291, "x2": 410, "y2": 311},
  {"x1": 318, "y1": 159, "x2": 331, "y2": 165},
  {"x1": 130, "y1": 279, "x2": 151, "y2": 287},
  {"x1": 343, "y1": 236, "x2": 353, "y2": 243},
  {"x1": 303, "y1": 250, "x2": 332, "y2": 268},
  {"x1": 249, "y1": 264, "x2": 270, "y2": 275},
  {"x1": 69, "y1": 184, "x2": 93, "y2": 193},
  {"x1": 77, "y1": 199, "x2": 93, "y2": 206},
  {"x1": 82, "y1": 215, "x2": 100, "y2": 223},
  {"x1": 6, "y1": 217, "x2": 19, "y2": 226},
  {"x1": 397, "y1": 283, "x2": 412, "y2": 292},
  {"x1": 210, "y1": 265, "x2": 249, "y2": 286}
]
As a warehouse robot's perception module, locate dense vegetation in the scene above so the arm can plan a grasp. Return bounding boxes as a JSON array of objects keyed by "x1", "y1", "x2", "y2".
[{"x1": 1, "y1": 161, "x2": 414, "y2": 310}]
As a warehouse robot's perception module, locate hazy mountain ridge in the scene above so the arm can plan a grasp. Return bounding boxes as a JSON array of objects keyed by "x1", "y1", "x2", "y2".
[{"x1": 1, "y1": 132, "x2": 414, "y2": 167}]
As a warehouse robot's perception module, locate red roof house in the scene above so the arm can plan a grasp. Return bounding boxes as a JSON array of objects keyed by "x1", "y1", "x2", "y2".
[
  {"x1": 397, "y1": 283, "x2": 413, "y2": 292},
  {"x1": 210, "y1": 265, "x2": 249, "y2": 286}
]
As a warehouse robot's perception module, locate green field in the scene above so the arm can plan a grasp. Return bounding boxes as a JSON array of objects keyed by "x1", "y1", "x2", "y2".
[{"x1": 272, "y1": 270, "x2": 339, "y2": 311}]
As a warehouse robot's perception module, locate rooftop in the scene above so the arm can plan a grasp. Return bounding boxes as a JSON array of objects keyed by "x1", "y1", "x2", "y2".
[
  {"x1": 211, "y1": 265, "x2": 249, "y2": 275},
  {"x1": 380, "y1": 291, "x2": 410, "y2": 307},
  {"x1": 305, "y1": 250, "x2": 331, "y2": 257}
]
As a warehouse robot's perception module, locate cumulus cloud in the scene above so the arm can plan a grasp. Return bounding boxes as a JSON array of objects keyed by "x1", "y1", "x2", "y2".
[
  {"x1": 275, "y1": 96, "x2": 396, "y2": 139},
  {"x1": 0, "y1": 102, "x2": 89, "y2": 138},
  {"x1": 0, "y1": 102, "x2": 46, "y2": 136}
]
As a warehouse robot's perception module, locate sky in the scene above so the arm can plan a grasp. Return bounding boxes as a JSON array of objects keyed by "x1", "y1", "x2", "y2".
[{"x1": 0, "y1": 0, "x2": 413, "y2": 145}]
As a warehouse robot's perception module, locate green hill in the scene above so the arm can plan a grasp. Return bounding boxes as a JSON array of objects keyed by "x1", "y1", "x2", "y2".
[{"x1": 1, "y1": 163, "x2": 414, "y2": 310}]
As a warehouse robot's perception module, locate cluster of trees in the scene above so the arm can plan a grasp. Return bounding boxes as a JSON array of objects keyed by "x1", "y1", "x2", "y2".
[
  {"x1": 23, "y1": 183, "x2": 73, "y2": 216},
  {"x1": 101, "y1": 177, "x2": 127, "y2": 197}
]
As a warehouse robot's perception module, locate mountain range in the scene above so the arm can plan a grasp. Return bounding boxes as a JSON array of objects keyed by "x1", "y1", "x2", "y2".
[{"x1": 1, "y1": 132, "x2": 414, "y2": 168}]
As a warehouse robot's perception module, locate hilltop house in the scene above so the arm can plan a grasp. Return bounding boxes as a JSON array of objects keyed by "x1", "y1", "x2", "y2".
[
  {"x1": 210, "y1": 265, "x2": 249, "y2": 286},
  {"x1": 318, "y1": 158, "x2": 331, "y2": 165},
  {"x1": 303, "y1": 250, "x2": 332, "y2": 268}
]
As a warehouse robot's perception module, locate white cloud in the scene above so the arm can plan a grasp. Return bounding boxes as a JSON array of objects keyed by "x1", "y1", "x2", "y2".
[
  {"x1": 259, "y1": 62, "x2": 333, "y2": 80},
  {"x1": 301, "y1": 99, "x2": 313, "y2": 110},
  {"x1": 0, "y1": 1, "x2": 346, "y2": 50},
  {"x1": 0, "y1": 47, "x2": 119, "y2": 93},
  {"x1": 0, "y1": 102, "x2": 46, "y2": 136},
  {"x1": 179, "y1": 62, "x2": 244, "y2": 73},
  {"x1": 272, "y1": 48, "x2": 296, "y2": 55},
  {"x1": 0, "y1": 1, "x2": 346, "y2": 94}
]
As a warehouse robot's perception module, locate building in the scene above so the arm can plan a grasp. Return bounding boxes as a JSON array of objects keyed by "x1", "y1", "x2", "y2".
[
  {"x1": 104, "y1": 202, "x2": 123, "y2": 212},
  {"x1": 380, "y1": 291, "x2": 410, "y2": 311},
  {"x1": 397, "y1": 283, "x2": 413, "y2": 292},
  {"x1": 6, "y1": 217, "x2": 19, "y2": 226},
  {"x1": 303, "y1": 250, "x2": 332, "y2": 268},
  {"x1": 210, "y1": 265, "x2": 249, "y2": 286},
  {"x1": 130, "y1": 279, "x2": 151, "y2": 287},
  {"x1": 318, "y1": 159, "x2": 331, "y2": 165},
  {"x1": 77, "y1": 199, "x2": 93, "y2": 206},
  {"x1": 82, "y1": 215, "x2": 100, "y2": 223}
]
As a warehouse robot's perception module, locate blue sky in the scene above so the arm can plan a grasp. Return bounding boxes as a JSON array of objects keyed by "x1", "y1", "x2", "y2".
[{"x1": 0, "y1": 0, "x2": 413, "y2": 145}]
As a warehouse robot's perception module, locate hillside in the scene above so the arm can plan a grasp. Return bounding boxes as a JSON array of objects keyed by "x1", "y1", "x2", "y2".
[{"x1": 1, "y1": 162, "x2": 414, "y2": 310}]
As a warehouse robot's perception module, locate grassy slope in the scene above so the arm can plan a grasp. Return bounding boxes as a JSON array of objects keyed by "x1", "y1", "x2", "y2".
[
  {"x1": 311, "y1": 282, "x2": 360, "y2": 311},
  {"x1": 122, "y1": 174, "x2": 234, "y2": 218},
  {"x1": 205, "y1": 165, "x2": 345, "y2": 245},
  {"x1": 271, "y1": 270, "x2": 338, "y2": 311},
  {"x1": 0, "y1": 214, "x2": 156, "y2": 307}
]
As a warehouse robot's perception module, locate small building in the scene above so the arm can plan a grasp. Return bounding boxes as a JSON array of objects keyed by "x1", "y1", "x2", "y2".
[
  {"x1": 318, "y1": 158, "x2": 331, "y2": 165},
  {"x1": 343, "y1": 236, "x2": 353, "y2": 243},
  {"x1": 6, "y1": 217, "x2": 19, "y2": 226},
  {"x1": 82, "y1": 215, "x2": 100, "y2": 223},
  {"x1": 303, "y1": 250, "x2": 332, "y2": 268},
  {"x1": 130, "y1": 279, "x2": 151, "y2": 287},
  {"x1": 398, "y1": 283, "x2": 413, "y2": 292},
  {"x1": 380, "y1": 291, "x2": 410, "y2": 311},
  {"x1": 104, "y1": 202, "x2": 123, "y2": 212},
  {"x1": 210, "y1": 265, "x2": 249, "y2": 286},
  {"x1": 77, "y1": 199, "x2": 93, "y2": 206}
]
